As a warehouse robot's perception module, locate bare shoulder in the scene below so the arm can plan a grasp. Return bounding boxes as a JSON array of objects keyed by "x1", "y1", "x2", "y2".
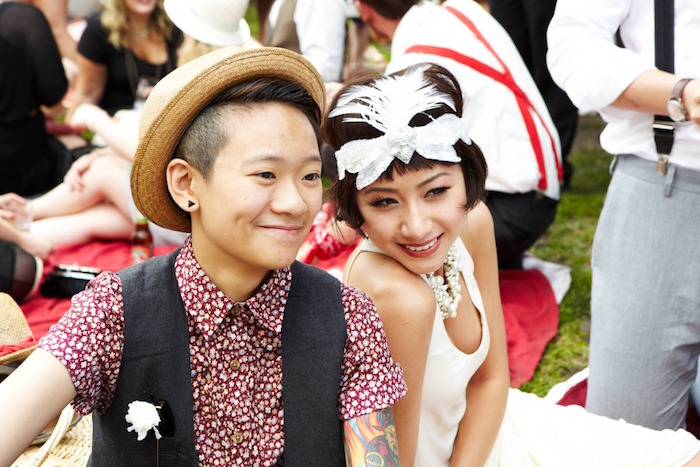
[
  {"x1": 461, "y1": 201, "x2": 496, "y2": 260},
  {"x1": 462, "y1": 202, "x2": 494, "y2": 244},
  {"x1": 346, "y1": 250, "x2": 436, "y2": 328}
]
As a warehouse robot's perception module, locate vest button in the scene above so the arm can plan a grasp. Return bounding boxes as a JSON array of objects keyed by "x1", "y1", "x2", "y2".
[
  {"x1": 232, "y1": 432, "x2": 244, "y2": 444},
  {"x1": 229, "y1": 359, "x2": 241, "y2": 371}
]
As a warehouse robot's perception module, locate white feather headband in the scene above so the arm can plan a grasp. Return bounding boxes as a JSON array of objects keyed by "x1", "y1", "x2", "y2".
[{"x1": 329, "y1": 66, "x2": 471, "y2": 190}]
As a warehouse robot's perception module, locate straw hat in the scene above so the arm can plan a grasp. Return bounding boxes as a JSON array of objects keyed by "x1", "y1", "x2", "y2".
[
  {"x1": 0, "y1": 292, "x2": 36, "y2": 366},
  {"x1": 130, "y1": 46, "x2": 325, "y2": 232},
  {"x1": 164, "y1": 0, "x2": 252, "y2": 47}
]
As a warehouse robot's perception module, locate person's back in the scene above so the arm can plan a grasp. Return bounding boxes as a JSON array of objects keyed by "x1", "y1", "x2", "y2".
[
  {"x1": 489, "y1": 0, "x2": 579, "y2": 188},
  {"x1": 263, "y1": 0, "x2": 347, "y2": 82},
  {"x1": 0, "y1": 2, "x2": 68, "y2": 197},
  {"x1": 388, "y1": 0, "x2": 561, "y2": 200}
]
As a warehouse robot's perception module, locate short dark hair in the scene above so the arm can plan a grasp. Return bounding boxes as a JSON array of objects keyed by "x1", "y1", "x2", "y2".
[
  {"x1": 323, "y1": 63, "x2": 487, "y2": 231},
  {"x1": 357, "y1": 0, "x2": 418, "y2": 20},
  {"x1": 175, "y1": 78, "x2": 322, "y2": 179}
]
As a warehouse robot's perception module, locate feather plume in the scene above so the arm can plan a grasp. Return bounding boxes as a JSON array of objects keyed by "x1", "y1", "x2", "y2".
[
  {"x1": 329, "y1": 65, "x2": 456, "y2": 133},
  {"x1": 330, "y1": 65, "x2": 470, "y2": 190}
]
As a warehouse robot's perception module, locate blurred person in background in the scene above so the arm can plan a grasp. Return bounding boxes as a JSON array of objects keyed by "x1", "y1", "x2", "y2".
[
  {"x1": 0, "y1": 0, "x2": 258, "y2": 251},
  {"x1": 489, "y1": 0, "x2": 578, "y2": 188},
  {"x1": 166, "y1": 0, "x2": 260, "y2": 66},
  {"x1": 28, "y1": 0, "x2": 81, "y2": 84},
  {"x1": 261, "y1": 0, "x2": 348, "y2": 83},
  {"x1": 0, "y1": 2, "x2": 68, "y2": 198},
  {"x1": 548, "y1": 0, "x2": 700, "y2": 431},
  {"x1": 66, "y1": 0, "x2": 182, "y2": 119}
]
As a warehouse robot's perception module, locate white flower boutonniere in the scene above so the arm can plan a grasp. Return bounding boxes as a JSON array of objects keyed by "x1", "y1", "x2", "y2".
[{"x1": 125, "y1": 400, "x2": 163, "y2": 441}]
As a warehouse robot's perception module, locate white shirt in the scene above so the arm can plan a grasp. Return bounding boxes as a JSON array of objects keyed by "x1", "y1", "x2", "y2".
[
  {"x1": 268, "y1": 0, "x2": 347, "y2": 82},
  {"x1": 547, "y1": 0, "x2": 700, "y2": 169},
  {"x1": 388, "y1": 0, "x2": 562, "y2": 199}
]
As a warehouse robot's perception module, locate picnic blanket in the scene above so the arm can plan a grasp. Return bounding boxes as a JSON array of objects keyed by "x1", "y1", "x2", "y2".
[
  {"x1": 20, "y1": 241, "x2": 177, "y2": 341},
  {"x1": 17, "y1": 235, "x2": 562, "y2": 388}
]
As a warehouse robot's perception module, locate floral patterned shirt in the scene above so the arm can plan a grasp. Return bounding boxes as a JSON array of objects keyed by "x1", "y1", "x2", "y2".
[{"x1": 39, "y1": 237, "x2": 406, "y2": 466}]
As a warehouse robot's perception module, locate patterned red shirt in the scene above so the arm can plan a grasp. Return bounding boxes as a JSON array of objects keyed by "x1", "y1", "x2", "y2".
[{"x1": 39, "y1": 237, "x2": 406, "y2": 466}]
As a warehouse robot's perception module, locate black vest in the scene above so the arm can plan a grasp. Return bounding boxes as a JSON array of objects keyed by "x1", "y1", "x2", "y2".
[{"x1": 88, "y1": 250, "x2": 347, "y2": 466}]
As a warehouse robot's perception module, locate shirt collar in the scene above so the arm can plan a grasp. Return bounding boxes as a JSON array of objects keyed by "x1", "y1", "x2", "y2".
[{"x1": 174, "y1": 237, "x2": 291, "y2": 339}]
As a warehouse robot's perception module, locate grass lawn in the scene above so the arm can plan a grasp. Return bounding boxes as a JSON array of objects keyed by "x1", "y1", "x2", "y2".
[{"x1": 520, "y1": 115, "x2": 612, "y2": 396}]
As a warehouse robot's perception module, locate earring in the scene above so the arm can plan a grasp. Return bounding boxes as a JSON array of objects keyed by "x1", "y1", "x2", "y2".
[{"x1": 187, "y1": 200, "x2": 195, "y2": 208}]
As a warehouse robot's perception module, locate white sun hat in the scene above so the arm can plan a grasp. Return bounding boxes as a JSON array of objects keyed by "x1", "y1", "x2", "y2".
[{"x1": 164, "y1": 0, "x2": 252, "y2": 47}]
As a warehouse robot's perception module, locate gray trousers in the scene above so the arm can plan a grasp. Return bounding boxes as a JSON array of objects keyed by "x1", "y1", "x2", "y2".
[{"x1": 586, "y1": 154, "x2": 700, "y2": 430}]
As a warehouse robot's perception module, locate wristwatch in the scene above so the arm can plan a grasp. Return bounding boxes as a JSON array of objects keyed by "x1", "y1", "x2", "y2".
[{"x1": 667, "y1": 78, "x2": 692, "y2": 122}]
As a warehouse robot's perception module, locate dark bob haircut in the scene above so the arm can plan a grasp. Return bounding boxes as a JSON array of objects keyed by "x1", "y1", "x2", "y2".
[{"x1": 323, "y1": 63, "x2": 488, "y2": 232}]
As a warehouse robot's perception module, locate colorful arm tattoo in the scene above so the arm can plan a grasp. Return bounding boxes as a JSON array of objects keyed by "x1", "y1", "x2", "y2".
[{"x1": 343, "y1": 407, "x2": 400, "y2": 466}]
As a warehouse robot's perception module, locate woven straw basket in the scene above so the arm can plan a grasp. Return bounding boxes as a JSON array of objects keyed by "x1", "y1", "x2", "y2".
[
  {"x1": 12, "y1": 410, "x2": 92, "y2": 467},
  {"x1": 0, "y1": 293, "x2": 35, "y2": 365},
  {"x1": 0, "y1": 293, "x2": 92, "y2": 466}
]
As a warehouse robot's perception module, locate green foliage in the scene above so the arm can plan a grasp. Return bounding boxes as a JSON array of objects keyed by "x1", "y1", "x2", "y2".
[
  {"x1": 520, "y1": 119, "x2": 613, "y2": 396},
  {"x1": 246, "y1": 5, "x2": 259, "y2": 38}
]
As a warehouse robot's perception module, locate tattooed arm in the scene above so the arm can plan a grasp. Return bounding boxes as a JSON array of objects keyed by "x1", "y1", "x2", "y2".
[{"x1": 344, "y1": 407, "x2": 400, "y2": 466}]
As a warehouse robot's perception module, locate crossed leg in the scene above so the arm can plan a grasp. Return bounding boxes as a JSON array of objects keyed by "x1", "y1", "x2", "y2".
[{"x1": 29, "y1": 153, "x2": 134, "y2": 245}]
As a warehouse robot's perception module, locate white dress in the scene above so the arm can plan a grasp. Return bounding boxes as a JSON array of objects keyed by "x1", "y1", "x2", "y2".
[{"x1": 348, "y1": 239, "x2": 700, "y2": 466}]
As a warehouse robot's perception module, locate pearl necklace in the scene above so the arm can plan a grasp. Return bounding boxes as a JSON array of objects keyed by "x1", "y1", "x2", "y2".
[{"x1": 426, "y1": 244, "x2": 463, "y2": 320}]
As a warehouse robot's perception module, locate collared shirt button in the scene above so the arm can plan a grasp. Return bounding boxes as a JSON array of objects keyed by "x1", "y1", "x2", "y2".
[
  {"x1": 231, "y1": 306, "x2": 242, "y2": 317},
  {"x1": 229, "y1": 359, "x2": 241, "y2": 371},
  {"x1": 232, "y1": 432, "x2": 244, "y2": 444}
]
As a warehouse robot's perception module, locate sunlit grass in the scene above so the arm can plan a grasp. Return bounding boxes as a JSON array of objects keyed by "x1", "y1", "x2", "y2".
[{"x1": 521, "y1": 118, "x2": 612, "y2": 396}]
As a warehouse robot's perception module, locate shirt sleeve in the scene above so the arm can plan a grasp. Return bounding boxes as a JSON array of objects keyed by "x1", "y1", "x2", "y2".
[
  {"x1": 77, "y1": 13, "x2": 112, "y2": 65},
  {"x1": 294, "y1": 0, "x2": 347, "y2": 82},
  {"x1": 37, "y1": 271, "x2": 126, "y2": 415},
  {"x1": 338, "y1": 284, "x2": 407, "y2": 420},
  {"x1": 546, "y1": 0, "x2": 652, "y2": 111}
]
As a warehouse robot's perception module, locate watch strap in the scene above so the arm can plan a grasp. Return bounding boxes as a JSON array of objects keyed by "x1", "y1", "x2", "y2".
[{"x1": 670, "y1": 77, "x2": 692, "y2": 106}]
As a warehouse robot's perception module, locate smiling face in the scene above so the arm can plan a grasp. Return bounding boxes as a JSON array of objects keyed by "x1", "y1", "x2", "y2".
[
  {"x1": 357, "y1": 163, "x2": 468, "y2": 275},
  {"x1": 188, "y1": 102, "x2": 323, "y2": 289}
]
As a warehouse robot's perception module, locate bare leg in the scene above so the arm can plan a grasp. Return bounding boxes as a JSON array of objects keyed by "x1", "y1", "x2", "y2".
[
  {"x1": 31, "y1": 203, "x2": 133, "y2": 245},
  {"x1": 0, "y1": 219, "x2": 53, "y2": 260},
  {"x1": 31, "y1": 154, "x2": 131, "y2": 220}
]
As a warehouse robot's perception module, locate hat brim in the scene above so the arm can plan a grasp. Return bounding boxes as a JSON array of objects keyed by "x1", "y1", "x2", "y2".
[
  {"x1": 0, "y1": 293, "x2": 36, "y2": 366},
  {"x1": 164, "y1": 1, "x2": 252, "y2": 47},
  {"x1": 130, "y1": 46, "x2": 326, "y2": 232}
]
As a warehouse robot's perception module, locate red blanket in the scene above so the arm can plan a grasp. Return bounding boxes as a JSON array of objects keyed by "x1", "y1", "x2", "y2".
[
  {"x1": 18, "y1": 240, "x2": 559, "y2": 387},
  {"x1": 499, "y1": 268, "x2": 559, "y2": 387}
]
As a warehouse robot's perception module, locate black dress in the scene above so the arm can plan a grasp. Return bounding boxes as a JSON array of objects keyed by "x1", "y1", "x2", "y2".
[
  {"x1": 0, "y1": 3, "x2": 68, "y2": 197},
  {"x1": 78, "y1": 13, "x2": 182, "y2": 115}
]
